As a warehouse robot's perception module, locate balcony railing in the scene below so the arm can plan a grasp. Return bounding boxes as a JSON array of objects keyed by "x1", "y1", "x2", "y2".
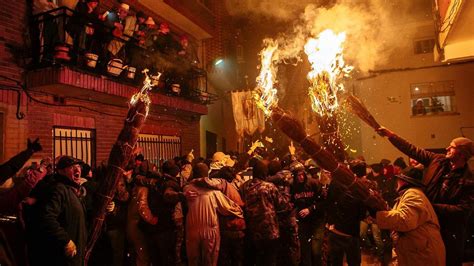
[{"x1": 30, "y1": 7, "x2": 217, "y2": 105}]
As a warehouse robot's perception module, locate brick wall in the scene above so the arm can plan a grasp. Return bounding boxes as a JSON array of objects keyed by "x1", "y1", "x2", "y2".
[
  {"x1": 0, "y1": 91, "x2": 200, "y2": 163},
  {"x1": 0, "y1": 0, "x2": 222, "y2": 163}
]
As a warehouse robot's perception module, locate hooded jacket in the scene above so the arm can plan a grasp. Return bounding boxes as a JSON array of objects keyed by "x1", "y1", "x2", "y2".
[{"x1": 290, "y1": 172, "x2": 324, "y2": 223}]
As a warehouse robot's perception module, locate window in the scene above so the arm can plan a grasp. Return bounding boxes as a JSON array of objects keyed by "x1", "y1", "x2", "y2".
[
  {"x1": 410, "y1": 81, "x2": 457, "y2": 116},
  {"x1": 53, "y1": 127, "x2": 96, "y2": 167},
  {"x1": 414, "y1": 38, "x2": 435, "y2": 54},
  {"x1": 137, "y1": 134, "x2": 181, "y2": 167}
]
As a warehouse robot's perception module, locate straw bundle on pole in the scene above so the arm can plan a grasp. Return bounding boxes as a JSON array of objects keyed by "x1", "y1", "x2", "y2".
[
  {"x1": 85, "y1": 96, "x2": 149, "y2": 263},
  {"x1": 271, "y1": 106, "x2": 387, "y2": 211},
  {"x1": 344, "y1": 95, "x2": 380, "y2": 130}
]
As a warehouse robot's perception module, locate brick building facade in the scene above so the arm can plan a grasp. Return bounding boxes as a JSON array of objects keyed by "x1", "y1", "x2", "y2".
[{"x1": 0, "y1": 0, "x2": 228, "y2": 165}]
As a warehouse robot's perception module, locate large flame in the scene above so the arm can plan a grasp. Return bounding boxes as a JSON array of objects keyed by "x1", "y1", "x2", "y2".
[
  {"x1": 304, "y1": 29, "x2": 353, "y2": 116},
  {"x1": 253, "y1": 39, "x2": 279, "y2": 116}
]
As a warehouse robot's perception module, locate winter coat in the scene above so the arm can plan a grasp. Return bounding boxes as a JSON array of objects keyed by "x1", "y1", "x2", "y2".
[
  {"x1": 388, "y1": 134, "x2": 473, "y2": 265},
  {"x1": 376, "y1": 187, "x2": 445, "y2": 266},
  {"x1": 326, "y1": 182, "x2": 367, "y2": 237},
  {"x1": 25, "y1": 174, "x2": 88, "y2": 266},
  {"x1": 191, "y1": 177, "x2": 246, "y2": 233},
  {"x1": 184, "y1": 180, "x2": 243, "y2": 232},
  {"x1": 127, "y1": 185, "x2": 156, "y2": 266},
  {"x1": 240, "y1": 178, "x2": 293, "y2": 241}
]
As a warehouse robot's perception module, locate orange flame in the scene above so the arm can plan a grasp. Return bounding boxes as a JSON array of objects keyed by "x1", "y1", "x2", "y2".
[
  {"x1": 130, "y1": 69, "x2": 161, "y2": 116},
  {"x1": 253, "y1": 39, "x2": 279, "y2": 116},
  {"x1": 304, "y1": 29, "x2": 353, "y2": 116}
]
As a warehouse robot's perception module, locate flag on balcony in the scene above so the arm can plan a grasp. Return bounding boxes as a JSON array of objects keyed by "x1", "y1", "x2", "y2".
[{"x1": 231, "y1": 90, "x2": 265, "y2": 138}]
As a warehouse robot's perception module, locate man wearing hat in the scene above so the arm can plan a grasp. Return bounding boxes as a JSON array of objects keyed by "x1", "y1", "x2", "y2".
[
  {"x1": 25, "y1": 156, "x2": 87, "y2": 266},
  {"x1": 376, "y1": 167, "x2": 445, "y2": 265},
  {"x1": 377, "y1": 127, "x2": 474, "y2": 265}
]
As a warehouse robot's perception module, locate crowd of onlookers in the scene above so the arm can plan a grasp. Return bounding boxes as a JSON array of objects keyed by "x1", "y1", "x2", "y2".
[
  {"x1": 31, "y1": 0, "x2": 201, "y2": 96},
  {"x1": 0, "y1": 130, "x2": 473, "y2": 266}
]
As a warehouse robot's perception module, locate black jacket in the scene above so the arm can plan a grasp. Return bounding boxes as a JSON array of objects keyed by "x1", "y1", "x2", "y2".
[
  {"x1": 291, "y1": 176, "x2": 324, "y2": 223},
  {"x1": 326, "y1": 183, "x2": 367, "y2": 237},
  {"x1": 26, "y1": 174, "x2": 87, "y2": 266}
]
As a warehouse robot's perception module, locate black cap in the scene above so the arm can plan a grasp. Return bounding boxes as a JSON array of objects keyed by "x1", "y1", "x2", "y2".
[
  {"x1": 397, "y1": 167, "x2": 424, "y2": 188},
  {"x1": 56, "y1": 156, "x2": 83, "y2": 170},
  {"x1": 394, "y1": 157, "x2": 407, "y2": 169},
  {"x1": 135, "y1": 154, "x2": 144, "y2": 161}
]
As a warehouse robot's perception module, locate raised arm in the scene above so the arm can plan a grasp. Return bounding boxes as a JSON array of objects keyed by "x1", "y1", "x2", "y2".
[
  {"x1": 376, "y1": 189, "x2": 429, "y2": 232},
  {"x1": 376, "y1": 127, "x2": 438, "y2": 166},
  {"x1": 214, "y1": 191, "x2": 243, "y2": 218}
]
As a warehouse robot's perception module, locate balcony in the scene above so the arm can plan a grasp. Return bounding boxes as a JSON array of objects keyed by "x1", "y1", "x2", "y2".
[
  {"x1": 27, "y1": 7, "x2": 217, "y2": 114},
  {"x1": 434, "y1": 0, "x2": 474, "y2": 62}
]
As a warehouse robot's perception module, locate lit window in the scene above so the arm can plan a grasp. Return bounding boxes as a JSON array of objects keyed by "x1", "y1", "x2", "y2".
[
  {"x1": 410, "y1": 81, "x2": 457, "y2": 116},
  {"x1": 413, "y1": 38, "x2": 435, "y2": 54}
]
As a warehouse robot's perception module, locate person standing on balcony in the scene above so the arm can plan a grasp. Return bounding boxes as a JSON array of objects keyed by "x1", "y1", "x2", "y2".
[
  {"x1": 67, "y1": 0, "x2": 100, "y2": 57},
  {"x1": 105, "y1": 3, "x2": 131, "y2": 58},
  {"x1": 30, "y1": 0, "x2": 59, "y2": 63}
]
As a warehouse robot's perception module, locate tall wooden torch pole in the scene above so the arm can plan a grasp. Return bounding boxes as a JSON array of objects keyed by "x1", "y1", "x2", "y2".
[
  {"x1": 271, "y1": 106, "x2": 387, "y2": 211},
  {"x1": 85, "y1": 70, "x2": 157, "y2": 264}
]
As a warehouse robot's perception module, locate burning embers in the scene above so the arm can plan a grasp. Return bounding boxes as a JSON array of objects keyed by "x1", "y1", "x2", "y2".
[
  {"x1": 304, "y1": 29, "x2": 353, "y2": 117},
  {"x1": 254, "y1": 29, "x2": 353, "y2": 118},
  {"x1": 253, "y1": 29, "x2": 353, "y2": 161},
  {"x1": 253, "y1": 39, "x2": 279, "y2": 116}
]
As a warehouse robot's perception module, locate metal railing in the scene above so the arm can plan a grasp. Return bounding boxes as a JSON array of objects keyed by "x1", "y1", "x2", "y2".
[
  {"x1": 30, "y1": 7, "x2": 217, "y2": 105},
  {"x1": 138, "y1": 134, "x2": 182, "y2": 168}
]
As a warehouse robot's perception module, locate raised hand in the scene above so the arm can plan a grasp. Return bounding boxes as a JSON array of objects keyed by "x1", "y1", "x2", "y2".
[
  {"x1": 186, "y1": 149, "x2": 195, "y2": 162},
  {"x1": 27, "y1": 138, "x2": 42, "y2": 153},
  {"x1": 289, "y1": 141, "x2": 296, "y2": 155},
  {"x1": 376, "y1": 127, "x2": 395, "y2": 138}
]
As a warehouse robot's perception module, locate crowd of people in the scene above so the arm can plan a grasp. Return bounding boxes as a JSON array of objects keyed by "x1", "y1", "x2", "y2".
[
  {"x1": 31, "y1": 0, "x2": 201, "y2": 96},
  {"x1": 0, "y1": 124, "x2": 472, "y2": 266}
]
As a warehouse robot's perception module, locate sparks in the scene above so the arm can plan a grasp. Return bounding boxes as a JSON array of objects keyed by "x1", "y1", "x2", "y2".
[{"x1": 304, "y1": 29, "x2": 353, "y2": 117}]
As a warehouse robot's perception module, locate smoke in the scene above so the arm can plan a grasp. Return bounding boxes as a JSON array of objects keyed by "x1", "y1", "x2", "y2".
[
  {"x1": 299, "y1": 0, "x2": 410, "y2": 72},
  {"x1": 224, "y1": 0, "x2": 320, "y2": 21},
  {"x1": 227, "y1": 0, "x2": 425, "y2": 73}
]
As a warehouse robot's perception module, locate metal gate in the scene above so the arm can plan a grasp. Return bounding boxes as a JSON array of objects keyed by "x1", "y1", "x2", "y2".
[
  {"x1": 52, "y1": 127, "x2": 96, "y2": 167},
  {"x1": 137, "y1": 134, "x2": 182, "y2": 167}
]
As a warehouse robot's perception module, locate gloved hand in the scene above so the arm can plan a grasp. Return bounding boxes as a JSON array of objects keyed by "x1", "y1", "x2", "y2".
[{"x1": 27, "y1": 138, "x2": 42, "y2": 153}]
